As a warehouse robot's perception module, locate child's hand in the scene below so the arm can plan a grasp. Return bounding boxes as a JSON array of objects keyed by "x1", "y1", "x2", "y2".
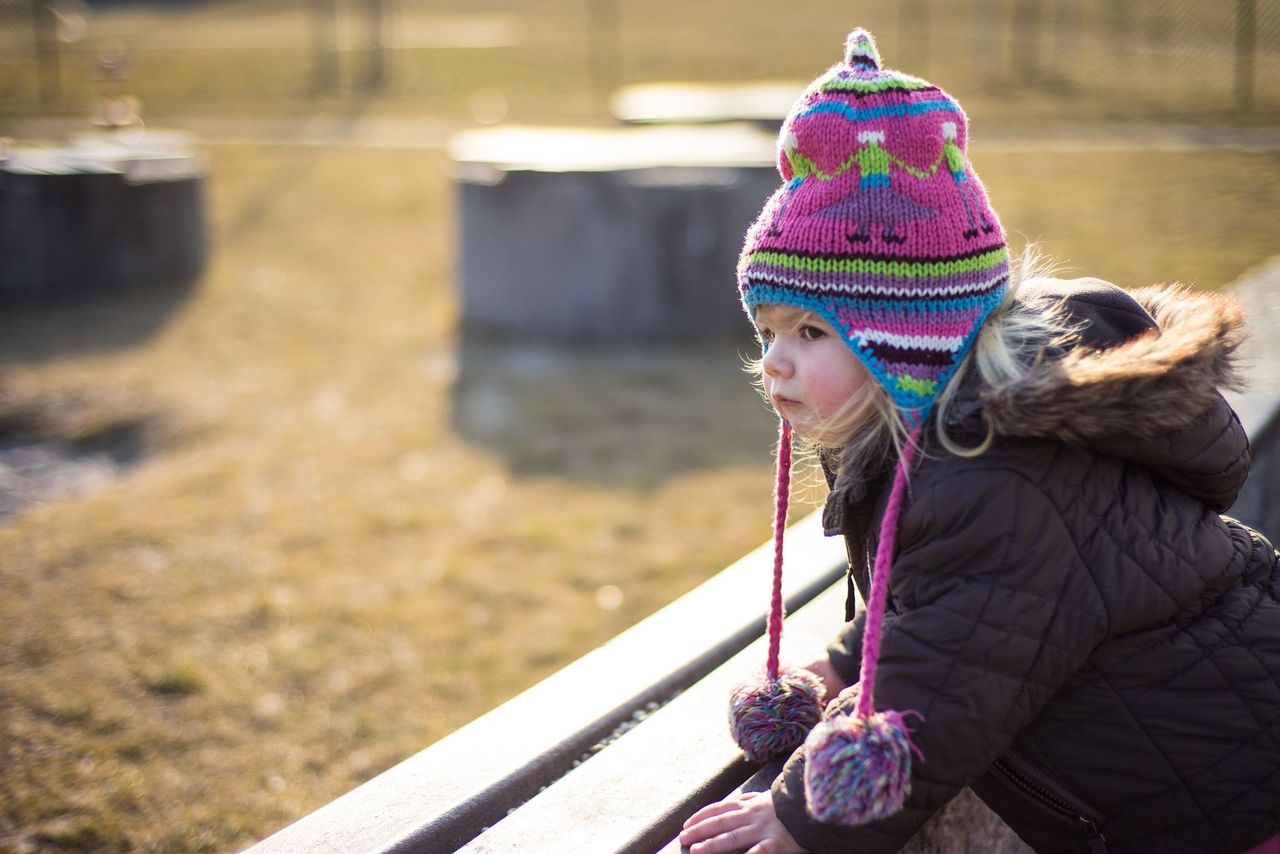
[
  {"x1": 678, "y1": 791, "x2": 807, "y2": 853},
  {"x1": 801, "y1": 657, "x2": 846, "y2": 711}
]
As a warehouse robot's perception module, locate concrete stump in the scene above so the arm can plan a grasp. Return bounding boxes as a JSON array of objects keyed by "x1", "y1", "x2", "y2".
[
  {"x1": 449, "y1": 124, "x2": 780, "y2": 343},
  {"x1": 0, "y1": 132, "x2": 206, "y2": 303}
]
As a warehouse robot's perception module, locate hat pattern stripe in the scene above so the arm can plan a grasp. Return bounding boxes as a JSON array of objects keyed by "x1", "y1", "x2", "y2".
[
  {"x1": 744, "y1": 268, "x2": 1007, "y2": 299},
  {"x1": 858, "y1": 329, "x2": 967, "y2": 350},
  {"x1": 796, "y1": 99, "x2": 962, "y2": 124},
  {"x1": 746, "y1": 247, "x2": 1008, "y2": 275},
  {"x1": 818, "y1": 83, "x2": 940, "y2": 99},
  {"x1": 745, "y1": 282, "x2": 1006, "y2": 308},
  {"x1": 747, "y1": 243, "x2": 1006, "y2": 265},
  {"x1": 743, "y1": 284, "x2": 1006, "y2": 317},
  {"x1": 876, "y1": 361, "x2": 949, "y2": 383},
  {"x1": 821, "y1": 73, "x2": 933, "y2": 89},
  {"x1": 846, "y1": 313, "x2": 1001, "y2": 341},
  {"x1": 866, "y1": 346, "x2": 961, "y2": 367}
]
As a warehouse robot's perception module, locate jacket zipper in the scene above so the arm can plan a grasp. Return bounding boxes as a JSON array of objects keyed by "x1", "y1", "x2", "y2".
[{"x1": 992, "y1": 752, "x2": 1108, "y2": 854}]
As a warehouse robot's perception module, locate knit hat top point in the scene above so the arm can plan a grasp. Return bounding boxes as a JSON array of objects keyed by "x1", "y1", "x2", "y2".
[
  {"x1": 739, "y1": 26, "x2": 1011, "y2": 426},
  {"x1": 843, "y1": 27, "x2": 881, "y2": 70}
]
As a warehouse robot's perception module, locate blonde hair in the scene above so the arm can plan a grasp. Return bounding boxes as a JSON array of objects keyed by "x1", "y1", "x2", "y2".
[{"x1": 748, "y1": 244, "x2": 1081, "y2": 477}]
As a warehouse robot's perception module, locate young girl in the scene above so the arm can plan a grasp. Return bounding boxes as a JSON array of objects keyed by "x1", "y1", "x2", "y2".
[{"x1": 679, "y1": 27, "x2": 1280, "y2": 854}]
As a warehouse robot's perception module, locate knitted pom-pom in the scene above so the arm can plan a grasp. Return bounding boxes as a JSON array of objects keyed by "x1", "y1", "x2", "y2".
[
  {"x1": 843, "y1": 28, "x2": 881, "y2": 71},
  {"x1": 728, "y1": 667, "x2": 823, "y2": 762},
  {"x1": 803, "y1": 709, "x2": 921, "y2": 825}
]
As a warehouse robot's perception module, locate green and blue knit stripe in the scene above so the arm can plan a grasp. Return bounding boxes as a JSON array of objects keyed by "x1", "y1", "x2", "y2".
[
  {"x1": 748, "y1": 247, "x2": 1008, "y2": 278},
  {"x1": 796, "y1": 99, "x2": 962, "y2": 123}
]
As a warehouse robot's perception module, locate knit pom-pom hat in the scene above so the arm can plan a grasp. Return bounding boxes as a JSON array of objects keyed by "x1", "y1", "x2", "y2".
[
  {"x1": 727, "y1": 27, "x2": 1009, "y2": 826},
  {"x1": 739, "y1": 26, "x2": 1009, "y2": 415}
]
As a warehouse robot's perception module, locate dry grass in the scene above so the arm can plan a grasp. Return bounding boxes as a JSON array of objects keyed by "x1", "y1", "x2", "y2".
[
  {"x1": 1, "y1": 1, "x2": 1279, "y2": 852},
  {"x1": 0, "y1": 141, "x2": 788, "y2": 851}
]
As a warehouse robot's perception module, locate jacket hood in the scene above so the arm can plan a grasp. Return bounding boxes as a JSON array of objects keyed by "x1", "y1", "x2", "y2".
[
  {"x1": 943, "y1": 278, "x2": 1250, "y2": 511},
  {"x1": 953, "y1": 279, "x2": 1246, "y2": 441},
  {"x1": 824, "y1": 279, "x2": 1252, "y2": 532}
]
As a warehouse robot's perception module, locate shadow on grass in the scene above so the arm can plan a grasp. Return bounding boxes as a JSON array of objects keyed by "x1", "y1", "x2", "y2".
[
  {"x1": 0, "y1": 278, "x2": 200, "y2": 364},
  {"x1": 0, "y1": 393, "x2": 159, "y2": 520},
  {"x1": 451, "y1": 332, "x2": 778, "y2": 489}
]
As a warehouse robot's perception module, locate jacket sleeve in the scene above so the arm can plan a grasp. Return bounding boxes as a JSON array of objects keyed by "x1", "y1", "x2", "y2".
[
  {"x1": 772, "y1": 466, "x2": 1110, "y2": 854},
  {"x1": 825, "y1": 610, "x2": 866, "y2": 687}
]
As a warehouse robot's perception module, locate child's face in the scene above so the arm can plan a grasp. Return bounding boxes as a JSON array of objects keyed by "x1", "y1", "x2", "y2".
[{"x1": 756, "y1": 305, "x2": 869, "y2": 440}]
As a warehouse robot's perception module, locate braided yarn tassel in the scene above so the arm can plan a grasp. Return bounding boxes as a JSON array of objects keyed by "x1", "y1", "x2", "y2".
[
  {"x1": 728, "y1": 419, "x2": 823, "y2": 762},
  {"x1": 803, "y1": 426, "x2": 925, "y2": 825}
]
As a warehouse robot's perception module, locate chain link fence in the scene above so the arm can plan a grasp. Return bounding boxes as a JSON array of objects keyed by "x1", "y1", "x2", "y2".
[
  {"x1": 0, "y1": 0, "x2": 1277, "y2": 121},
  {"x1": 905, "y1": 0, "x2": 1280, "y2": 117}
]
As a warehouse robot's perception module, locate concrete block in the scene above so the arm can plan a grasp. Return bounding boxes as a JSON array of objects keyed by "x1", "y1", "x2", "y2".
[{"x1": 450, "y1": 124, "x2": 780, "y2": 343}]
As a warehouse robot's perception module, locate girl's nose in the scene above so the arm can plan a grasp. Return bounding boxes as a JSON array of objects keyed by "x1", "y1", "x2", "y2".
[{"x1": 762, "y1": 342, "x2": 793, "y2": 378}]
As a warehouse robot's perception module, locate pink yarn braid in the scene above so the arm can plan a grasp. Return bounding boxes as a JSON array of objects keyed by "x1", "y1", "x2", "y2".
[
  {"x1": 855, "y1": 424, "x2": 923, "y2": 720},
  {"x1": 766, "y1": 418, "x2": 793, "y2": 682}
]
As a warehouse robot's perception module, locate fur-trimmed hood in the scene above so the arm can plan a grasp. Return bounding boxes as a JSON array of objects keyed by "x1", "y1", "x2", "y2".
[
  {"x1": 824, "y1": 279, "x2": 1252, "y2": 531},
  {"x1": 944, "y1": 278, "x2": 1251, "y2": 511},
  {"x1": 953, "y1": 280, "x2": 1247, "y2": 444}
]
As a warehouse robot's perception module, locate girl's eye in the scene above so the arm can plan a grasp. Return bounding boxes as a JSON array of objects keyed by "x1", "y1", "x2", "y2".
[
  {"x1": 799, "y1": 325, "x2": 826, "y2": 340},
  {"x1": 758, "y1": 328, "x2": 775, "y2": 344}
]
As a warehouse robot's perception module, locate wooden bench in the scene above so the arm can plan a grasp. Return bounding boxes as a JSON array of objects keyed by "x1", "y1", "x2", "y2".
[
  {"x1": 246, "y1": 509, "x2": 1035, "y2": 853},
  {"x1": 247, "y1": 512, "x2": 846, "y2": 852}
]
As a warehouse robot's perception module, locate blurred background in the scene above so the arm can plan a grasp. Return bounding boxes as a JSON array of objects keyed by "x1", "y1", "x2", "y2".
[{"x1": 1, "y1": 1, "x2": 1278, "y2": 851}]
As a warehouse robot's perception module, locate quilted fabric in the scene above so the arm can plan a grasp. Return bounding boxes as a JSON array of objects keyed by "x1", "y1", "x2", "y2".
[{"x1": 773, "y1": 280, "x2": 1280, "y2": 854}]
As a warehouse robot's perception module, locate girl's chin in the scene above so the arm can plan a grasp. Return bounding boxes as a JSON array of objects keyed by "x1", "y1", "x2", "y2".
[
  {"x1": 773, "y1": 407, "x2": 840, "y2": 445},
  {"x1": 785, "y1": 415, "x2": 849, "y2": 448},
  {"x1": 785, "y1": 418, "x2": 820, "y2": 442}
]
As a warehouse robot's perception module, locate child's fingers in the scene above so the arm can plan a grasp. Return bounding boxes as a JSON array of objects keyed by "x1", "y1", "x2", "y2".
[
  {"x1": 681, "y1": 791, "x2": 804, "y2": 854},
  {"x1": 683, "y1": 817, "x2": 753, "y2": 854},
  {"x1": 681, "y1": 796, "x2": 744, "y2": 828}
]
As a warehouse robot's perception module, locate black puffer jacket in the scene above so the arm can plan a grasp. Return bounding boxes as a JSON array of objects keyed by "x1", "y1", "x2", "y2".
[{"x1": 772, "y1": 280, "x2": 1280, "y2": 854}]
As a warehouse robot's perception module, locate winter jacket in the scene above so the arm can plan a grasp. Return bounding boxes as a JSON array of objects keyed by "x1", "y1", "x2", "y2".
[{"x1": 772, "y1": 279, "x2": 1280, "y2": 854}]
